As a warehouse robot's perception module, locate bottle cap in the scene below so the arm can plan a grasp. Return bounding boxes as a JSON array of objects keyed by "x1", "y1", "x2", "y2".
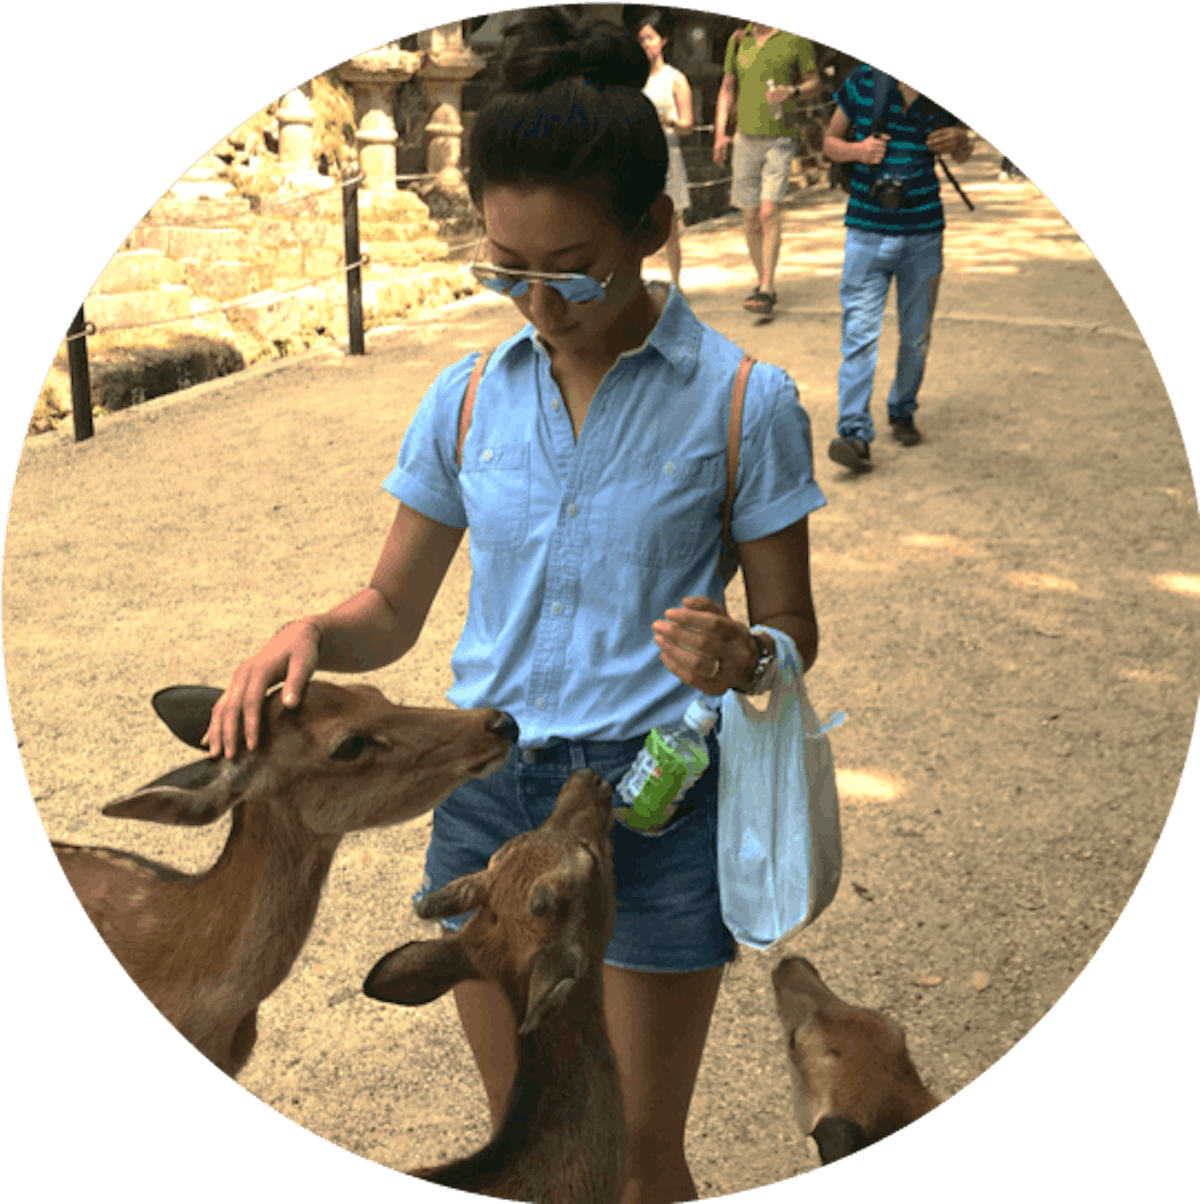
[{"x1": 684, "y1": 697, "x2": 719, "y2": 737}]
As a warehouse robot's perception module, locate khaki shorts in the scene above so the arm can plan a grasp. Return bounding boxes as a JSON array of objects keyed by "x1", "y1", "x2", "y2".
[{"x1": 731, "y1": 132, "x2": 795, "y2": 210}]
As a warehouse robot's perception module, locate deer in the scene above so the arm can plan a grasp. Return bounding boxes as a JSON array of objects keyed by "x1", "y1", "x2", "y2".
[
  {"x1": 363, "y1": 767, "x2": 623, "y2": 1204},
  {"x1": 772, "y1": 956, "x2": 939, "y2": 1164},
  {"x1": 52, "y1": 680, "x2": 518, "y2": 1078}
]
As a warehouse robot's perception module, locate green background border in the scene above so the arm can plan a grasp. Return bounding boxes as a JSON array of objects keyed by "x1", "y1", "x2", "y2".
[{"x1": 4, "y1": 0, "x2": 1193, "y2": 1199}]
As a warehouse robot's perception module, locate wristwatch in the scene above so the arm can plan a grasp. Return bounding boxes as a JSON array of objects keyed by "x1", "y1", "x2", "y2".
[{"x1": 736, "y1": 629, "x2": 777, "y2": 696}]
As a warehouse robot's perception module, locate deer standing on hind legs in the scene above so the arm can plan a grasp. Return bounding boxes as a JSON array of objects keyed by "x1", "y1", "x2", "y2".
[
  {"x1": 53, "y1": 681, "x2": 518, "y2": 1078},
  {"x1": 364, "y1": 767, "x2": 623, "y2": 1204},
  {"x1": 772, "y1": 956, "x2": 938, "y2": 1163}
]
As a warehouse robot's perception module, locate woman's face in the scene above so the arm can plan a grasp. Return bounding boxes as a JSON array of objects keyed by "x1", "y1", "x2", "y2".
[
  {"x1": 638, "y1": 25, "x2": 666, "y2": 62},
  {"x1": 479, "y1": 184, "x2": 655, "y2": 354}
]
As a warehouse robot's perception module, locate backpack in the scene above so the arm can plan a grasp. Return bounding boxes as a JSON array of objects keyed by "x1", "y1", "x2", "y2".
[
  {"x1": 829, "y1": 67, "x2": 892, "y2": 193},
  {"x1": 457, "y1": 349, "x2": 754, "y2": 584}
]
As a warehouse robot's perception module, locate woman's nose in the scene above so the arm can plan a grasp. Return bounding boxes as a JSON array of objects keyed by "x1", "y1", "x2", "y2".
[{"x1": 526, "y1": 280, "x2": 567, "y2": 325}]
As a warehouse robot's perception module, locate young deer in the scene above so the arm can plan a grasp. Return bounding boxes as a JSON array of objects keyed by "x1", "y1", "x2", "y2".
[
  {"x1": 53, "y1": 681, "x2": 517, "y2": 1078},
  {"x1": 772, "y1": 956, "x2": 939, "y2": 1163},
  {"x1": 363, "y1": 767, "x2": 623, "y2": 1204}
]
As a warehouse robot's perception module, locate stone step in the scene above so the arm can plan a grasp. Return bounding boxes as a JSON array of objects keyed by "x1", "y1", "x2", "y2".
[
  {"x1": 179, "y1": 259, "x2": 274, "y2": 301},
  {"x1": 362, "y1": 238, "x2": 448, "y2": 267},
  {"x1": 146, "y1": 197, "x2": 254, "y2": 225},
  {"x1": 94, "y1": 249, "x2": 184, "y2": 294},
  {"x1": 85, "y1": 285, "x2": 196, "y2": 334},
  {"x1": 358, "y1": 218, "x2": 442, "y2": 244}
]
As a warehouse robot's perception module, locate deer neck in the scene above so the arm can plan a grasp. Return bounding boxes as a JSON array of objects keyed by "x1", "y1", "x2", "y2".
[
  {"x1": 184, "y1": 802, "x2": 340, "y2": 1004},
  {"x1": 502, "y1": 967, "x2": 621, "y2": 1154}
]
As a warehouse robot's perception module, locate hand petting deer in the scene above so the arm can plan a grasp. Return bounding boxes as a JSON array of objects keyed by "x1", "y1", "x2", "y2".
[{"x1": 53, "y1": 681, "x2": 517, "y2": 1077}]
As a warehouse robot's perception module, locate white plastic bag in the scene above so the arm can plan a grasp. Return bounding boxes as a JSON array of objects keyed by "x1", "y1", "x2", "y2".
[{"x1": 717, "y1": 627, "x2": 845, "y2": 951}]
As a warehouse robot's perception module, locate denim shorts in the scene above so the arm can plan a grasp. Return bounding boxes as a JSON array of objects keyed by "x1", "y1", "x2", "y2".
[{"x1": 412, "y1": 733, "x2": 736, "y2": 974}]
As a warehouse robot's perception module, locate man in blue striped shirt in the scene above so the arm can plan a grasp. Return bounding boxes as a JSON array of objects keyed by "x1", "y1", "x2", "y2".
[{"x1": 823, "y1": 65, "x2": 972, "y2": 472}]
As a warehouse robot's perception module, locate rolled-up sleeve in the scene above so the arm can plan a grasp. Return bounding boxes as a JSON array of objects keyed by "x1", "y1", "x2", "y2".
[
  {"x1": 729, "y1": 363, "x2": 827, "y2": 544},
  {"x1": 381, "y1": 353, "x2": 478, "y2": 529}
]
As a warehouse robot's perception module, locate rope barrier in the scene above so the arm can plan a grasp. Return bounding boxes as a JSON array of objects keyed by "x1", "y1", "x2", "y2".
[{"x1": 77, "y1": 257, "x2": 380, "y2": 339}]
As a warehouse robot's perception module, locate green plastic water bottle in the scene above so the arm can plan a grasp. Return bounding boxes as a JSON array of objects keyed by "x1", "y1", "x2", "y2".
[{"x1": 615, "y1": 698, "x2": 720, "y2": 834}]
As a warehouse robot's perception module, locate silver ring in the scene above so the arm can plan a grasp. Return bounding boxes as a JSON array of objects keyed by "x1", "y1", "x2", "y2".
[{"x1": 709, "y1": 657, "x2": 721, "y2": 679}]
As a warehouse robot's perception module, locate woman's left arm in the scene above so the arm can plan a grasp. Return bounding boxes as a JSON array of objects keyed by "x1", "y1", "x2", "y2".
[
  {"x1": 652, "y1": 516, "x2": 818, "y2": 696},
  {"x1": 673, "y1": 72, "x2": 695, "y2": 134}
]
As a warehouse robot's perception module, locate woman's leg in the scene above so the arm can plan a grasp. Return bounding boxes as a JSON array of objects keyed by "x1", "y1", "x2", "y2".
[
  {"x1": 604, "y1": 963, "x2": 725, "y2": 1204},
  {"x1": 452, "y1": 977, "x2": 519, "y2": 1132},
  {"x1": 666, "y1": 213, "x2": 683, "y2": 287}
]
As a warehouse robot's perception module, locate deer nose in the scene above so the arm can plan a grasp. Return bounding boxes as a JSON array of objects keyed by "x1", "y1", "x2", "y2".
[{"x1": 488, "y1": 711, "x2": 520, "y2": 744}]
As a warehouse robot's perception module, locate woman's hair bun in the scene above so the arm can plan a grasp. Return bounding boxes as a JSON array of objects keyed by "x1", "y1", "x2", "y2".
[{"x1": 499, "y1": 8, "x2": 649, "y2": 93}]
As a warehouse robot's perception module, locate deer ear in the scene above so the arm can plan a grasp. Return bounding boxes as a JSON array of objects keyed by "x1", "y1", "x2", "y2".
[
  {"x1": 519, "y1": 941, "x2": 584, "y2": 1036},
  {"x1": 152, "y1": 686, "x2": 226, "y2": 750},
  {"x1": 415, "y1": 873, "x2": 488, "y2": 921},
  {"x1": 102, "y1": 758, "x2": 247, "y2": 827},
  {"x1": 363, "y1": 939, "x2": 479, "y2": 1005}
]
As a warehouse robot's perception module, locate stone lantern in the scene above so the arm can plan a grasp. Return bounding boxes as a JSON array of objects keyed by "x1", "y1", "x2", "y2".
[
  {"x1": 337, "y1": 43, "x2": 425, "y2": 189},
  {"x1": 417, "y1": 22, "x2": 486, "y2": 194},
  {"x1": 275, "y1": 87, "x2": 328, "y2": 190}
]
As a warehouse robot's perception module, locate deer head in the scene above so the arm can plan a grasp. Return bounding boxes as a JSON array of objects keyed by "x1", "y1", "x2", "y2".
[
  {"x1": 102, "y1": 682, "x2": 518, "y2": 837},
  {"x1": 363, "y1": 768, "x2": 616, "y2": 1035}
]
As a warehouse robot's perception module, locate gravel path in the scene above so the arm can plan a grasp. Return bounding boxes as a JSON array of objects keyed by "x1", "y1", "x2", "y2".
[{"x1": 5, "y1": 145, "x2": 1197, "y2": 1201}]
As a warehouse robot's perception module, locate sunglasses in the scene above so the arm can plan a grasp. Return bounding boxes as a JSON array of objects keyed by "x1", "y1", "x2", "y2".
[{"x1": 468, "y1": 217, "x2": 649, "y2": 305}]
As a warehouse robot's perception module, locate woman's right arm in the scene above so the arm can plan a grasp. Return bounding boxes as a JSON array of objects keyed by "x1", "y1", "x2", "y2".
[{"x1": 205, "y1": 503, "x2": 464, "y2": 757}]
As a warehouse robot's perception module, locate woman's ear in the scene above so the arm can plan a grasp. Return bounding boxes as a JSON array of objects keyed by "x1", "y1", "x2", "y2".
[{"x1": 640, "y1": 193, "x2": 675, "y2": 258}]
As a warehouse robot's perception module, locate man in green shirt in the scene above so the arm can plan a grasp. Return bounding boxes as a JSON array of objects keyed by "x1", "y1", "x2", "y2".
[{"x1": 714, "y1": 23, "x2": 819, "y2": 315}]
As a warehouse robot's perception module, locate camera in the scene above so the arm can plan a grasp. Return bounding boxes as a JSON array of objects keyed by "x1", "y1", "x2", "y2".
[{"x1": 870, "y1": 172, "x2": 908, "y2": 208}]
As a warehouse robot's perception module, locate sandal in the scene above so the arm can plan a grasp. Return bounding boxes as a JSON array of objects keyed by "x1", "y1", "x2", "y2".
[{"x1": 744, "y1": 289, "x2": 776, "y2": 315}]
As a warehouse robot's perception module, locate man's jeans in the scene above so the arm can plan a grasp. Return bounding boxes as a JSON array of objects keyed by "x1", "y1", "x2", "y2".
[{"x1": 836, "y1": 228, "x2": 943, "y2": 442}]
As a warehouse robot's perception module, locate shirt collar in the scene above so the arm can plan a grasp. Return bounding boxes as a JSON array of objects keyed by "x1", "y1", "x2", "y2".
[{"x1": 506, "y1": 281, "x2": 701, "y2": 376}]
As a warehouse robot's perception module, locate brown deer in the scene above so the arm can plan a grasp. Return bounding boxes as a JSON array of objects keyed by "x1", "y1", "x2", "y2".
[
  {"x1": 53, "y1": 681, "x2": 517, "y2": 1078},
  {"x1": 772, "y1": 956, "x2": 938, "y2": 1163},
  {"x1": 363, "y1": 767, "x2": 623, "y2": 1204}
]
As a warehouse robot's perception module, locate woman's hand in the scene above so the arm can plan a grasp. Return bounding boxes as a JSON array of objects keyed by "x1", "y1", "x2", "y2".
[
  {"x1": 203, "y1": 620, "x2": 322, "y2": 759},
  {"x1": 652, "y1": 595, "x2": 759, "y2": 697}
]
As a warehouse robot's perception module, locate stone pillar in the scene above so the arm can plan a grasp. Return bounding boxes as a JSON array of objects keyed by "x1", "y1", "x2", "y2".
[
  {"x1": 355, "y1": 80, "x2": 400, "y2": 190},
  {"x1": 337, "y1": 45, "x2": 424, "y2": 189},
  {"x1": 276, "y1": 88, "x2": 316, "y2": 171},
  {"x1": 417, "y1": 22, "x2": 486, "y2": 194}
]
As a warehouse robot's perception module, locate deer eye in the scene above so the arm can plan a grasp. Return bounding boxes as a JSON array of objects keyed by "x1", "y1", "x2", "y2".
[{"x1": 331, "y1": 734, "x2": 370, "y2": 762}]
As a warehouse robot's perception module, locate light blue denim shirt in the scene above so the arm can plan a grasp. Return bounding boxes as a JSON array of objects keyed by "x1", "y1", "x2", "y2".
[{"x1": 383, "y1": 286, "x2": 826, "y2": 744}]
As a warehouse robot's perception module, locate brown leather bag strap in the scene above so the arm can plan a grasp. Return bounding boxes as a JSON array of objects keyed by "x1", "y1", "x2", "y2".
[
  {"x1": 721, "y1": 355, "x2": 754, "y2": 579},
  {"x1": 456, "y1": 348, "x2": 494, "y2": 466}
]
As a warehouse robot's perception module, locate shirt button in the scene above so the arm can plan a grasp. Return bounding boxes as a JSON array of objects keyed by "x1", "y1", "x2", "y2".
[
  {"x1": 481, "y1": 449, "x2": 493, "y2": 462},
  {"x1": 535, "y1": 697, "x2": 547, "y2": 710},
  {"x1": 522, "y1": 748, "x2": 536, "y2": 764},
  {"x1": 566, "y1": 504, "x2": 578, "y2": 517},
  {"x1": 552, "y1": 398, "x2": 561, "y2": 410},
  {"x1": 664, "y1": 461, "x2": 676, "y2": 474},
  {"x1": 551, "y1": 602, "x2": 563, "y2": 615}
]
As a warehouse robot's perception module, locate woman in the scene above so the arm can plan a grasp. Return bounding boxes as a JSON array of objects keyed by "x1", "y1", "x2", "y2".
[
  {"x1": 205, "y1": 14, "x2": 824, "y2": 1204},
  {"x1": 638, "y1": 11, "x2": 693, "y2": 289}
]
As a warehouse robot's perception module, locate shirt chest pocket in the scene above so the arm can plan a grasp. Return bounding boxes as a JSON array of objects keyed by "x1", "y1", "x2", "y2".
[
  {"x1": 601, "y1": 455, "x2": 724, "y2": 568},
  {"x1": 460, "y1": 444, "x2": 531, "y2": 551}
]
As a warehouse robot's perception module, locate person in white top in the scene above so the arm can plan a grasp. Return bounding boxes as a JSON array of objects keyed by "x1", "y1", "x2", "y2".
[{"x1": 638, "y1": 12, "x2": 694, "y2": 288}]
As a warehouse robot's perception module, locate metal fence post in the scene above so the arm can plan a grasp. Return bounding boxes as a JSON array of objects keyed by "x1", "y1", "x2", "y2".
[
  {"x1": 66, "y1": 305, "x2": 94, "y2": 442},
  {"x1": 342, "y1": 173, "x2": 365, "y2": 356}
]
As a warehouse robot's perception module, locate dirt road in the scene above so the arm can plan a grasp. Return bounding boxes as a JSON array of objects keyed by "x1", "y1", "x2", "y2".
[{"x1": 4, "y1": 145, "x2": 1197, "y2": 1196}]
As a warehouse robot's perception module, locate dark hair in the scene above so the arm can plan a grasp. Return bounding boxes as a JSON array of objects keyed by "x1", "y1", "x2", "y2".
[
  {"x1": 637, "y1": 10, "x2": 671, "y2": 41},
  {"x1": 467, "y1": 8, "x2": 668, "y2": 233}
]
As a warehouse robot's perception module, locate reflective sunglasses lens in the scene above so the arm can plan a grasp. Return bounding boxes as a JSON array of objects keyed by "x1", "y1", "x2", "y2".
[
  {"x1": 476, "y1": 272, "x2": 528, "y2": 298},
  {"x1": 552, "y1": 276, "x2": 605, "y2": 304}
]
